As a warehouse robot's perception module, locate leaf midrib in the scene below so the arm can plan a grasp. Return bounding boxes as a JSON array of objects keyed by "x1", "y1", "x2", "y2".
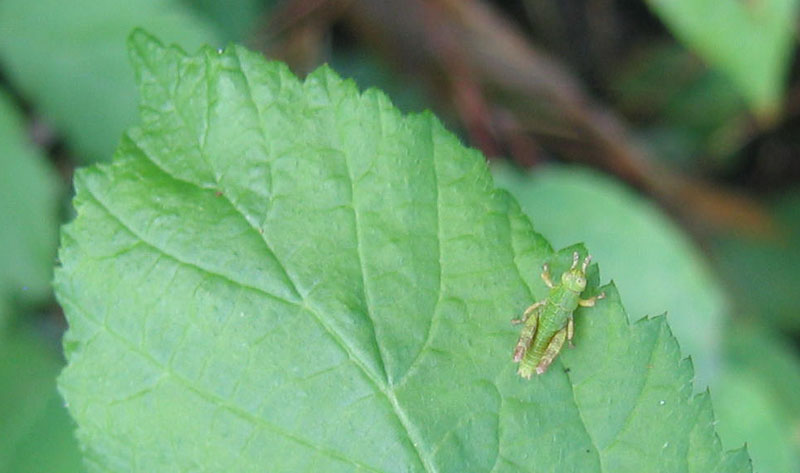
[
  {"x1": 84, "y1": 152, "x2": 437, "y2": 471},
  {"x1": 59, "y1": 291, "x2": 386, "y2": 472},
  {"x1": 97, "y1": 42, "x2": 440, "y2": 469}
]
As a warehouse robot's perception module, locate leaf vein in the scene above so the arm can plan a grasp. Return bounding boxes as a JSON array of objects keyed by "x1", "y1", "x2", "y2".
[
  {"x1": 603, "y1": 321, "x2": 660, "y2": 453},
  {"x1": 122, "y1": 50, "x2": 439, "y2": 472},
  {"x1": 395, "y1": 117, "x2": 442, "y2": 388},
  {"x1": 81, "y1": 180, "x2": 301, "y2": 309},
  {"x1": 61, "y1": 293, "x2": 389, "y2": 473},
  {"x1": 332, "y1": 94, "x2": 436, "y2": 473}
]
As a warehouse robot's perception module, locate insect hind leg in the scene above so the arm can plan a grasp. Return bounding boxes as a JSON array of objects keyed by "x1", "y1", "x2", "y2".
[
  {"x1": 567, "y1": 316, "x2": 574, "y2": 348},
  {"x1": 535, "y1": 327, "x2": 568, "y2": 375},
  {"x1": 512, "y1": 313, "x2": 538, "y2": 362}
]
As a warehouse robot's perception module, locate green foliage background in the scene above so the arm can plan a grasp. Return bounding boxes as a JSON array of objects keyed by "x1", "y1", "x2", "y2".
[{"x1": 1, "y1": 1, "x2": 799, "y2": 472}]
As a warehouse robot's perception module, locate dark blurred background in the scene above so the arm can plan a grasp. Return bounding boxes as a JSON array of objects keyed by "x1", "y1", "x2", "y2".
[{"x1": 1, "y1": 1, "x2": 800, "y2": 472}]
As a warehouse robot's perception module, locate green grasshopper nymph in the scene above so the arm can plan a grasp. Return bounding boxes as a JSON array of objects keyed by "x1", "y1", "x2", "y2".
[{"x1": 512, "y1": 252, "x2": 605, "y2": 378}]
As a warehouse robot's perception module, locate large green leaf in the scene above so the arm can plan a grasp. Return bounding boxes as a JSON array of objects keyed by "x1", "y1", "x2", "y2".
[
  {"x1": 0, "y1": 0, "x2": 222, "y2": 163},
  {"x1": 716, "y1": 324, "x2": 800, "y2": 473},
  {"x1": 492, "y1": 164, "x2": 725, "y2": 388},
  {"x1": 717, "y1": 324, "x2": 800, "y2": 473},
  {"x1": 644, "y1": 0, "x2": 798, "y2": 117},
  {"x1": 712, "y1": 188, "x2": 800, "y2": 329},
  {"x1": 55, "y1": 31, "x2": 750, "y2": 472},
  {"x1": 0, "y1": 326, "x2": 85, "y2": 473},
  {"x1": 0, "y1": 89, "x2": 59, "y2": 325},
  {"x1": 713, "y1": 362, "x2": 800, "y2": 473},
  {"x1": 723, "y1": 325, "x2": 800, "y2": 425}
]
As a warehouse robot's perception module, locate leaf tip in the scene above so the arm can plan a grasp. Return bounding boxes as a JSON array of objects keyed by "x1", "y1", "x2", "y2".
[{"x1": 127, "y1": 28, "x2": 162, "y2": 57}]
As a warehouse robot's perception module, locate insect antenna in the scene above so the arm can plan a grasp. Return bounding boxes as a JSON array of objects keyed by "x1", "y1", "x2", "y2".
[
  {"x1": 570, "y1": 252, "x2": 579, "y2": 269},
  {"x1": 582, "y1": 255, "x2": 592, "y2": 273}
]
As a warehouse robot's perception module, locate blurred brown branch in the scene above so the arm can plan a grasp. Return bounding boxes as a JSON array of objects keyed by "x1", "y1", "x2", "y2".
[{"x1": 261, "y1": 0, "x2": 773, "y2": 235}]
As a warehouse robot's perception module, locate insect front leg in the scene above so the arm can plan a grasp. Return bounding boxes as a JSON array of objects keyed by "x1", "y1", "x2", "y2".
[
  {"x1": 535, "y1": 327, "x2": 568, "y2": 375},
  {"x1": 541, "y1": 263, "x2": 555, "y2": 289},
  {"x1": 578, "y1": 292, "x2": 606, "y2": 307},
  {"x1": 511, "y1": 300, "x2": 544, "y2": 325}
]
